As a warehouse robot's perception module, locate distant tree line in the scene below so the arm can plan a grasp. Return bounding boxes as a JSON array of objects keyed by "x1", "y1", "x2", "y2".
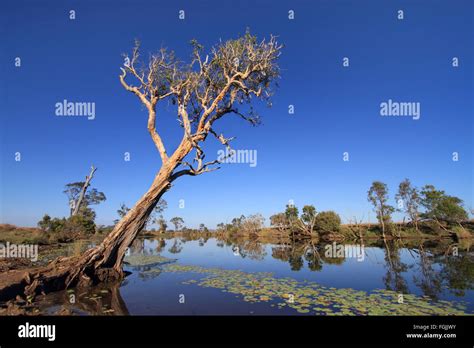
[
  {"x1": 257, "y1": 179, "x2": 469, "y2": 240},
  {"x1": 37, "y1": 171, "x2": 470, "y2": 243},
  {"x1": 216, "y1": 214, "x2": 266, "y2": 238},
  {"x1": 368, "y1": 179, "x2": 469, "y2": 238}
]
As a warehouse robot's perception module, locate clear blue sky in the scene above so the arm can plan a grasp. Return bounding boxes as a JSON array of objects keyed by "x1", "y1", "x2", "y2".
[{"x1": 1, "y1": 0, "x2": 472, "y2": 228}]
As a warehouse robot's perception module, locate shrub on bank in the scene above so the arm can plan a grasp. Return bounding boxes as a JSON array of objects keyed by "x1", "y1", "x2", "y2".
[
  {"x1": 37, "y1": 214, "x2": 96, "y2": 242},
  {"x1": 314, "y1": 211, "x2": 341, "y2": 235}
]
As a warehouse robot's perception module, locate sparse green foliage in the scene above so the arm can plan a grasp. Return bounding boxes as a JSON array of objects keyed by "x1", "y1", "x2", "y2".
[
  {"x1": 432, "y1": 197, "x2": 468, "y2": 223},
  {"x1": 156, "y1": 217, "x2": 168, "y2": 233},
  {"x1": 270, "y1": 213, "x2": 288, "y2": 232},
  {"x1": 170, "y1": 217, "x2": 185, "y2": 231},
  {"x1": 149, "y1": 199, "x2": 168, "y2": 228},
  {"x1": 285, "y1": 204, "x2": 299, "y2": 225},
  {"x1": 38, "y1": 214, "x2": 65, "y2": 234},
  {"x1": 199, "y1": 223, "x2": 209, "y2": 233},
  {"x1": 37, "y1": 214, "x2": 53, "y2": 231},
  {"x1": 37, "y1": 214, "x2": 96, "y2": 242},
  {"x1": 231, "y1": 215, "x2": 245, "y2": 229},
  {"x1": 296, "y1": 205, "x2": 318, "y2": 235},
  {"x1": 314, "y1": 211, "x2": 341, "y2": 235},
  {"x1": 115, "y1": 200, "x2": 168, "y2": 230},
  {"x1": 115, "y1": 204, "x2": 130, "y2": 223},
  {"x1": 301, "y1": 205, "x2": 317, "y2": 225},
  {"x1": 241, "y1": 214, "x2": 265, "y2": 236},
  {"x1": 61, "y1": 215, "x2": 96, "y2": 237},
  {"x1": 368, "y1": 181, "x2": 395, "y2": 238},
  {"x1": 154, "y1": 199, "x2": 168, "y2": 215},
  {"x1": 114, "y1": 203, "x2": 130, "y2": 225},
  {"x1": 63, "y1": 182, "x2": 106, "y2": 217},
  {"x1": 420, "y1": 185, "x2": 468, "y2": 223},
  {"x1": 396, "y1": 179, "x2": 421, "y2": 231}
]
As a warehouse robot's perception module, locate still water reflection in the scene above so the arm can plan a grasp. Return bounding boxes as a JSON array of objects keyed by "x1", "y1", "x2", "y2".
[{"x1": 39, "y1": 236, "x2": 474, "y2": 315}]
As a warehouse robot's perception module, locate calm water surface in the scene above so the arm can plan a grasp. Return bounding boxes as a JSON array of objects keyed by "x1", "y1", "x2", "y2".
[{"x1": 39, "y1": 237, "x2": 474, "y2": 315}]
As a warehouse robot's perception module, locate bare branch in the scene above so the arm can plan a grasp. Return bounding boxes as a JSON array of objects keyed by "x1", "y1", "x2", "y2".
[
  {"x1": 119, "y1": 68, "x2": 150, "y2": 108},
  {"x1": 147, "y1": 108, "x2": 169, "y2": 163},
  {"x1": 121, "y1": 31, "x2": 281, "y2": 174}
]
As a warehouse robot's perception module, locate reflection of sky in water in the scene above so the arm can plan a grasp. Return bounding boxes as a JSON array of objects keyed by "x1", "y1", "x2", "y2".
[
  {"x1": 120, "y1": 269, "x2": 297, "y2": 315},
  {"x1": 116, "y1": 238, "x2": 474, "y2": 314}
]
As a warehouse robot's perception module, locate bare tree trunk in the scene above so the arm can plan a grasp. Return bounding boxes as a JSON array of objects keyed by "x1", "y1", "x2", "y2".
[
  {"x1": 379, "y1": 211, "x2": 386, "y2": 240},
  {"x1": 0, "y1": 143, "x2": 194, "y2": 301},
  {"x1": 91, "y1": 165, "x2": 175, "y2": 273},
  {"x1": 0, "y1": 32, "x2": 282, "y2": 302},
  {"x1": 414, "y1": 213, "x2": 420, "y2": 233},
  {"x1": 72, "y1": 166, "x2": 97, "y2": 216}
]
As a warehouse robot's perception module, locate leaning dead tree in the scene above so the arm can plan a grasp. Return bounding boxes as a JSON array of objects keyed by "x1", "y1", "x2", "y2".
[
  {"x1": 0, "y1": 31, "x2": 282, "y2": 300},
  {"x1": 69, "y1": 165, "x2": 97, "y2": 216}
]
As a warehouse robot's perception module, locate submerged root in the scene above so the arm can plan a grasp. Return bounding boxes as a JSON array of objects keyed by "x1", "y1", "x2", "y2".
[{"x1": 0, "y1": 247, "x2": 124, "y2": 302}]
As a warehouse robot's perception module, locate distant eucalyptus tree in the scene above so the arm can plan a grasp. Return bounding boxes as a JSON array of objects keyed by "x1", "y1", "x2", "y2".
[
  {"x1": 63, "y1": 166, "x2": 106, "y2": 219},
  {"x1": 395, "y1": 179, "x2": 421, "y2": 232},
  {"x1": 420, "y1": 185, "x2": 468, "y2": 224},
  {"x1": 170, "y1": 217, "x2": 184, "y2": 231},
  {"x1": 368, "y1": 181, "x2": 395, "y2": 239}
]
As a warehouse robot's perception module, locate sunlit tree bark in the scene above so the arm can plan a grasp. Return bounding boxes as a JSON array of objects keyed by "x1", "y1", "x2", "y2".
[{"x1": 0, "y1": 31, "x2": 282, "y2": 299}]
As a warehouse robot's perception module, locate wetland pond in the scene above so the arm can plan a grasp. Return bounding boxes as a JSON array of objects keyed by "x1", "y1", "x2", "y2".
[{"x1": 35, "y1": 236, "x2": 474, "y2": 315}]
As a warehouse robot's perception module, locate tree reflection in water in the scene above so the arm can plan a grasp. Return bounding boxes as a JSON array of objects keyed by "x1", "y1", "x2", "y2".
[
  {"x1": 269, "y1": 237, "x2": 472, "y2": 301},
  {"x1": 382, "y1": 240, "x2": 409, "y2": 295},
  {"x1": 233, "y1": 238, "x2": 267, "y2": 260},
  {"x1": 37, "y1": 281, "x2": 129, "y2": 316},
  {"x1": 99, "y1": 235, "x2": 474, "y2": 315},
  {"x1": 168, "y1": 239, "x2": 183, "y2": 254}
]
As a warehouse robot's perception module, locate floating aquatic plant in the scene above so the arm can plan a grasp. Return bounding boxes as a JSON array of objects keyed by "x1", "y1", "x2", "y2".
[
  {"x1": 124, "y1": 254, "x2": 176, "y2": 268},
  {"x1": 157, "y1": 264, "x2": 470, "y2": 316}
]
